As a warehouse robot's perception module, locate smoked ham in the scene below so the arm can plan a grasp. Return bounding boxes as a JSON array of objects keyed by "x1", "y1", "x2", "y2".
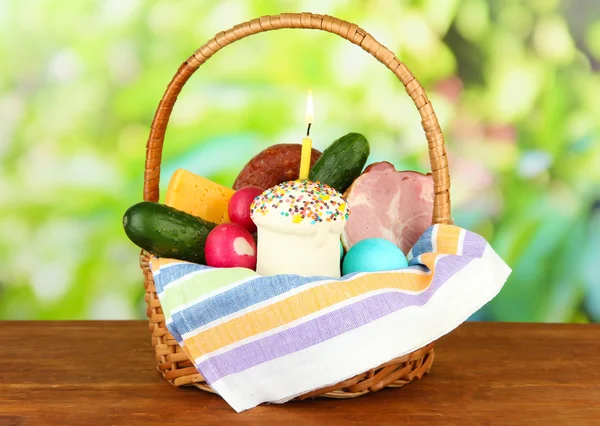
[{"x1": 342, "y1": 162, "x2": 434, "y2": 255}]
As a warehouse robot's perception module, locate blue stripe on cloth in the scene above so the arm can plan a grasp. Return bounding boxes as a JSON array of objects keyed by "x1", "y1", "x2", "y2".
[
  {"x1": 167, "y1": 319, "x2": 183, "y2": 343},
  {"x1": 172, "y1": 272, "x2": 362, "y2": 336},
  {"x1": 409, "y1": 225, "x2": 435, "y2": 259}
]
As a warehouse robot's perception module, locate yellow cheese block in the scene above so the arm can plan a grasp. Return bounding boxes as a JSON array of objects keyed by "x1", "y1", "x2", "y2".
[{"x1": 164, "y1": 169, "x2": 234, "y2": 224}]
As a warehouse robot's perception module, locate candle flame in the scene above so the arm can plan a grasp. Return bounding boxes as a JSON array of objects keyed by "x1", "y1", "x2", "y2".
[{"x1": 305, "y1": 89, "x2": 314, "y2": 124}]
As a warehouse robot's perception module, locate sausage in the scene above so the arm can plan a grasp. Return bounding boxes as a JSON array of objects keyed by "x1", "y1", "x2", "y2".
[{"x1": 233, "y1": 144, "x2": 322, "y2": 190}]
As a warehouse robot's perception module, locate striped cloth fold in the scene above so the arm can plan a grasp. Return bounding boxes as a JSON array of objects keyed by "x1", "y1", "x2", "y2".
[{"x1": 151, "y1": 224, "x2": 511, "y2": 412}]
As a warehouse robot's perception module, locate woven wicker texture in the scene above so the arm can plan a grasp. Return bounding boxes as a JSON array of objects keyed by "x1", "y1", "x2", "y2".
[{"x1": 141, "y1": 12, "x2": 451, "y2": 399}]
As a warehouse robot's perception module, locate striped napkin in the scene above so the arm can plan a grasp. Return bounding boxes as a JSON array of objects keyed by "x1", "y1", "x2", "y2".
[{"x1": 151, "y1": 224, "x2": 511, "y2": 412}]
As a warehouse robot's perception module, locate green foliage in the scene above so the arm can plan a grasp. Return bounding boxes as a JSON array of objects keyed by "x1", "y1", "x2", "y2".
[{"x1": 1, "y1": 0, "x2": 599, "y2": 321}]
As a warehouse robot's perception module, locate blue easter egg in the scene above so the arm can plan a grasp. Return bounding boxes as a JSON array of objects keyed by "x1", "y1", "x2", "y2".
[{"x1": 342, "y1": 238, "x2": 408, "y2": 275}]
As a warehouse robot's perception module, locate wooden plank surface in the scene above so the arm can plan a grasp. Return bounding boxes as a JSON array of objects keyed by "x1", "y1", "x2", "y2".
[{"x1": 1, "y1": 321, "x2": 599, "y2": 425}]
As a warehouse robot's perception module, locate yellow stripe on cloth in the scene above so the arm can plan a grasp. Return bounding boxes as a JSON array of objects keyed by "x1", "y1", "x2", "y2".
[
  {"x1": 436, "y1": 225, "x2": 462, "y2": 255},
  {"x1": 183, "y1": 253, "x2": 444, "y2": 359}
]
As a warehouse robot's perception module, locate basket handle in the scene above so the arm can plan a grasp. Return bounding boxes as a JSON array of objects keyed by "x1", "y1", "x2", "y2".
[{"x1": 143, "y1": 12, "x2": 452, "y2": 224}]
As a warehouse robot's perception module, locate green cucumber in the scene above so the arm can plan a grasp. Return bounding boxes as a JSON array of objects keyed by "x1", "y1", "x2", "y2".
[
  {"x1": 123, "y1": 202, "x2": 217, "y2": 263},
  {"x1": 309, "y1": 132, "x2": 370, "y2": 193}
]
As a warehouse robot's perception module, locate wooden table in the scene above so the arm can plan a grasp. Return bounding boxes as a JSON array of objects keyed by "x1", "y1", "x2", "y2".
[{"x1": 1, "y1": 322, "x2": 599, "y2": 425}]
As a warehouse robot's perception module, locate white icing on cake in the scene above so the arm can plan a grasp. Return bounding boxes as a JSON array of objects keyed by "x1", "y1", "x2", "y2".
[{"x1": 250, "y1": 180, "x2": 349, "y2": 277}]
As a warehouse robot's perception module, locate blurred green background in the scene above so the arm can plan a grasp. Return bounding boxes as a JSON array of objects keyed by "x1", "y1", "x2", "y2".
[{"x1": 1, "y1": 0, "x2": 599, "y2": 321}]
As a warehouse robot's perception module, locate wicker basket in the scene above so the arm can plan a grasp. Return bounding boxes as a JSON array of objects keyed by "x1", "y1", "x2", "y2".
[{"x1": 140, "y1": 12, "x2": 452, "y2": 399}]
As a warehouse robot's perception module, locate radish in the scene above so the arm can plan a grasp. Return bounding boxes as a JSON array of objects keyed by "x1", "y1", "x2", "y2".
[
  {"x1": 204, "y1": 223, "x2": 257, "y2": 270},
  {"x1": 228, "y1": 186, "x2": 264, "y2": 233}
]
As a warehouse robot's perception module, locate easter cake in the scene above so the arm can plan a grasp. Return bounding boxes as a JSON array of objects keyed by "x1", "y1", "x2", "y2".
[{"x1": 250, "y1": 180, "x2": 349, "y2": 277}]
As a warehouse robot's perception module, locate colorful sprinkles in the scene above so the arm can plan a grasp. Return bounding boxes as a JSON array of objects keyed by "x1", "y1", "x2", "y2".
[{"x1": 250, "y1": 180, "x2": 350, "y2": 225}]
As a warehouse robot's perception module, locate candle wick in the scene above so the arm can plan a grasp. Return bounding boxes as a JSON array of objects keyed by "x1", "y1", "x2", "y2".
[{"x1": 306, "y1": 122, "x2": 312, "y2": 137}]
